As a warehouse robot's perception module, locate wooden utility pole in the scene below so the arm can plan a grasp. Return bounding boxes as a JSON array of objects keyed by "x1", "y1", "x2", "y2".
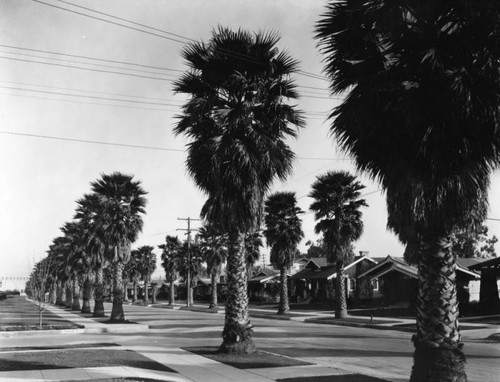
[{"x1": 177, "y1": 217, "x2": 200, "y2": 307}]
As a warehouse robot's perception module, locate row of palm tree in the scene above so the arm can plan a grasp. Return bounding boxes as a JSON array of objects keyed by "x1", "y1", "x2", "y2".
[
  {"x1": 28, "y1": 172, "x2": 148, "y2": 322},
  {"x1": 173, "y1": 5, "x2": 499, "y2": 378},
  {"x1": 173, "y1": 25, "x2": 370, "y2": 353}
]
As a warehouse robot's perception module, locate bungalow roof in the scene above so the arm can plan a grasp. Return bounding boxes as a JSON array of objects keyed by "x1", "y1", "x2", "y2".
[
  {"x1": 289, "y1": 265, "x2": 337, "y2": 280},
  {"x1": 249, "y1": 269, "x2": 279, "y2": 284},
  {"x1": 469, "y1": 256, "x2": 500, "y2": 271},
  {"x1": 358, "y1": 255, "x2": 480, "y2": 280}
]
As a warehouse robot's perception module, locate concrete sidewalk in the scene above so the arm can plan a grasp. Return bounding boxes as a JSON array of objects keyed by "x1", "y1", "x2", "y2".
[
  {"x1": 0, "y1": 302, "x2": 405, "y2": 382},
  {"x1": 0, "y1": 300, "x2": 498, "y2": 381}
]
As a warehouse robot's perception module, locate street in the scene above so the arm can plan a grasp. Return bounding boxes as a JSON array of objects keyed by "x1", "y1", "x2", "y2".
[{"x1": 1, "y1": 303, "x2": 498, "y2": 382}]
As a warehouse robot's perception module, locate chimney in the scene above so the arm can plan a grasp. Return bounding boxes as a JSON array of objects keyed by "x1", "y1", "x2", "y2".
[{"x1": 359, "y1": 251, "x2": 369, "y2": 257}]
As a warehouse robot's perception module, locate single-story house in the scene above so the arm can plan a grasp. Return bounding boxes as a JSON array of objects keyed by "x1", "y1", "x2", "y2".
[
  {"x1": 248, "y1": 268, "x2": 280, "y2": 303},
  {"x1": 469, "y1": 257, "x2": 500, "y2": 313},
  {"x1": 289, "y1": 254, "x2": 379, "y2": 303},
  {"x1": 357, "y1": 256, "x2": 482, "y2": 307}
]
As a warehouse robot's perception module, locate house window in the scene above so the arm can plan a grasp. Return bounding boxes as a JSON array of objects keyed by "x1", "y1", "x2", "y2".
[
  {"x1": 349, "y1": 278, "x2": 356, "y2": 291},
  {"x1": 372, "y1": 278, "x2": 379, "y2": 291}
]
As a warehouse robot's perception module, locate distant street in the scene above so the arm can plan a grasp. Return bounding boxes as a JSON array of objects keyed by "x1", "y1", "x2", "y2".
[{"x1": 2, "y1": 303, "x2": 498, "y2": 382}]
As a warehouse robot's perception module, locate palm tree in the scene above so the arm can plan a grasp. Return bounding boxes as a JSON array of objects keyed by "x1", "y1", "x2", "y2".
[
  {"x1": 134, "y1": 245, "x2": 157, "y2": 305},
  {"x1": 126, "y1": 250, "x2": 140, "y2": 303},
  {"x1": 75, "y1": 193, "x2": 108, "y2": 317},
  {"x1": 90, "y1": 172, "x2": 147, "y2": 322},
  {"x1": 177, "y1": 241, "x2": 203, "y2": 306},
  {"x1": 316, "y1": 2, "x2": 500, "y2": 380},
  {"x1": 309, "y1": 171, "x2": 366, "y2": 319},
  {"x1": 198, "y1": 223, "x2": 228, "y2": 310},
  {"x1": 174, "y1": 27, "x2": 304, "y2": 353},
  {"x1": 159, "y1": 235, "x2": 181, "y2": 306},
  {"x1": 264, "y1": 192, "x2": 304, "y2": 315}
]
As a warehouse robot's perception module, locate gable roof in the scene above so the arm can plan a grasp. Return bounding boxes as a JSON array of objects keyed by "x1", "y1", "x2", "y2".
[
  {"x1": 358, "y1": 255, "x2": 480, "y2": 280},
  {"x1": 289, "y1": 265, "x2": 338, "y2": 280},
  {"x1": 249, "y1": 269, "x2": 280, "y2": 284},
  {"x1": 469, "y1": 256, "x2": 500, "y2": 271},
  {"x1": 357, "y1": 256, "x2": 417, "y2": 280}
]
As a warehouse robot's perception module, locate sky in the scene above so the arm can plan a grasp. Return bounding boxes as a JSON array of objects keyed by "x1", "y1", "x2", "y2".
[{"x1": 1, "y1": 0, "x2": 500, "y2": 277}]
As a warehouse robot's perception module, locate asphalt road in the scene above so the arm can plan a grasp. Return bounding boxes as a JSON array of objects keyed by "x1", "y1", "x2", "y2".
[{"x1": 2, "y1": 303, "x2": 499, "y2": 382}]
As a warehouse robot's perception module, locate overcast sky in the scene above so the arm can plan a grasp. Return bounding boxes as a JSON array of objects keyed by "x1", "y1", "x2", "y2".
[{"x1": 1, "y1": 0, "x2": 500, "y2": 277}]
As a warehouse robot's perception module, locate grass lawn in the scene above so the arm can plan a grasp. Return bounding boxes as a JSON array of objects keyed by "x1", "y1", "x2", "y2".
[
  {"x1": 305, "y1": 317, "x2": 396, "y2": 326},
  {"x1": 277, "y1": 375, "x2": 390, "y2": 382},
  {"x1": 0, "y1": 296, "x2": 82, "y2": 331},
  {"x1": 184, "y1": 346, "x2": 312, "y2": 369},
  {"x1": 0, "y1": 348, "x2": 176, "y2": 372}
]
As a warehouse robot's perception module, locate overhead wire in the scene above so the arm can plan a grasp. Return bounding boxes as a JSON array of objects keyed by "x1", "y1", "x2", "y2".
[
  {"x1": 0, "y1": 85, "x2": 182, "y2": 108},
  {"x1": 0, "y1": 80, "x2": 185, "y2": 103},
  {"x1": 0, "y1": 92, "x2": 179, "y2": 113},
  {"x1": 31, "y1": 0, "x2": 328, "y2": 82},
  {"x1": 0, "y1": 50, "x2": 178, "y2": 79},
  {"x1": 0, "y1": 55, "x2": 173, "y2": 82},
  {"x1": 0, "y1": 44, "x2": 184, "y2": 73},
  {"x1": 0, "y1": 131, "x2": 185, "y2": 152},
  {"x1": 0, "y1": 130, "x2": 354, "y2": 161}
]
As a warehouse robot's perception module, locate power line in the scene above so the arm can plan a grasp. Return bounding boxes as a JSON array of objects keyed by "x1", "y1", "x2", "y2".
[
  {"x1": 0, "y1": 131, "x2": 185, "y2": 152},
  {"x1": 31, "y1": 0, "x2": 190, "y2": 44},
  {"x1": 0, "y1": 92, "x2": 179, "y2": 113},
  {"x1": 0, "y1": 80, "x2": 184, "y2": 103},
  {"x1": 0, "y1": 85, "x2": 181, "y2": 108},
  {"x1": 54, "y1": 0, "x2": 196, "y2": 43},
  {"x1": 0, "y1": 50, "x2": 178, "y2": 79},
  {"x1": 0, "y1": 130, "x2": 356, "y2": 161},
  {"x1": 0, "y1": 44, "x2": 184, "y2": 73},
  {"x1": 32, "y1": 0, "x2": 327, "y2": 82},
  {"x1": 0, "y1": 56, "x2": 173, "y2": 82}
]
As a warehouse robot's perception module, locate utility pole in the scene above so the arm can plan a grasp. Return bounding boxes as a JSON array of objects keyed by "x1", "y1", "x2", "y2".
[{"x1": 177, "y1": 217, "x2": 200, "y2": 307}]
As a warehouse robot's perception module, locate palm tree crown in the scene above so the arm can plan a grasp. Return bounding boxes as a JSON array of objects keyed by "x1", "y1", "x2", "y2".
[
  {"x1": 309, "y1": 171, "x2": 366, "y2": 262},
  {"x1": 90, "y1": 172, "x2": 147, "y2": 260},
  {"x1": 264, "y1": 191, "x2": 304, "y2": 269},
  {"x1": 174, "y1": 27, "x2": 305, "y2": 231}
]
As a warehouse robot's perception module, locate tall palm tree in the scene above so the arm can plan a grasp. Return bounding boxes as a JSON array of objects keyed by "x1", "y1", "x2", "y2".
[
  {"x1": 316, "y1": 2, "x2": 500, "y2": 380},
  {"x1": 75, "y1": 193, "x2": 108, "y2": 317},
  {"x1": 309, "y1": 171, "x2": 366, "y2": 319},
  {"x1": 264, "y1": 192, "x2": 304, "y2": 315},
  {"x1": 198, "y1": 223, "x2": 228, "y2": 310},
  {"x1": 177, "y1": 241, "x2": 203, "y2": 306},
  {"x1": 174, "y1": 27, "x2": 304, "y2": 353},
  {"x1": 90, "y1": 172, "x2": 147, "y2": 322},
  {"x1": 126, "y1": 250, "x2": 140, "y2": 303},
  {"x1": 134, "y1": 245, "x2": 157, "y2": 304},
  {"x1": 159, "y1": 235, "x2": 181, "y2": 306}
]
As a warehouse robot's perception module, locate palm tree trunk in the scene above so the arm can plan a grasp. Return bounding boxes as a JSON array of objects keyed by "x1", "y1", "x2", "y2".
[
  {"x1": 220, "y1": 230, "x2": 255, "y2": 354},
  {"x1": 65, "y1": 281, "x2": 72, "y2": 308},
  {"x1": 410, "y1": 232, "x2": 466, "y2": 382},
  {"x1": 111, "y1": 260, "x2": 126, "y2": 322},
  {"x1": 56, "y1": 280, "x2": 65, "y2": 306},
  {"x1": 123, "y1": 281, "x2": 129, "y2": 302},
  {"x1": 152, "y1": 284, "x2": 157, "y2": 304},
  {"x1": 81, "y1": 276, "x2": 92, "y2": 313},
  {"x1": 169, "y1": 280, "x2": 175, "y2": 305},
  {"x1": 278, "y1": 267, "x2": 289, "y2": 315},
  {"x1": 143, "y1": 278, "x2": 149, "y2": 305},
  {"x1": 71, "y1": 278, "x2": 81, "y2": 311},
  {"x1": 93, "y1": 266, "x2": 105, "y2": 317},
  {"x1": 209, "y1": 272, "x2": 218, "y2": 310},
  {"x1": 132, "y1": 280, "x2": 137, "y2": 302},
  {"x1": 335, "y1": 260, "x2": 348, "y2": 319}
]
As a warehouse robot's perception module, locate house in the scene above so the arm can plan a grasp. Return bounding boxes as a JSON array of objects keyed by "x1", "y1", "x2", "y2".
[
  {"x1": 357, "y1": 256, "x2": 482, "y2": 307},
  {"x1": 289, "y1": 254, "x2": 378, "y2": 303},
  {"x1": 248, "y1": 268, "x2": 280, "y2": 303},
  {"x1": 469, "y1": 256, "x2": 500, "y2": 313}
]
